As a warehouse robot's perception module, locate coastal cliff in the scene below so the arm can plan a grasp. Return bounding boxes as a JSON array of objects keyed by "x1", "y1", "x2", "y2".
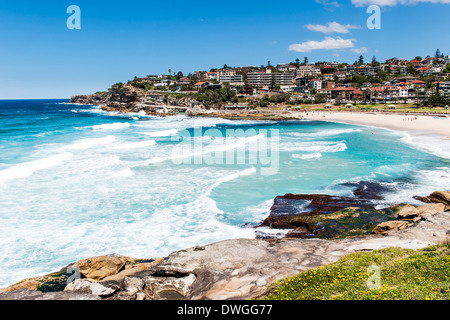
[
  {"x1": 1, "y1": 191, "x2": 449, "y2": 300},
  {"x1": 70, "y1": 84, "x2": 205, "y2": 115}
]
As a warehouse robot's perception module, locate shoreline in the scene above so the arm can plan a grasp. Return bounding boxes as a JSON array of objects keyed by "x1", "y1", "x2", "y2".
[
  {"x1": 296, "y1": 111, "x2": 450, "y2": 139},
  {"x1": 187, "y1": 109, "x2": 450, "y2": 159}
]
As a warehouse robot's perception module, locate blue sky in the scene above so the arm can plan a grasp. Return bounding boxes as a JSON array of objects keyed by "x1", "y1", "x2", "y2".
[{"x1": 0, "y1": 0, "x2": 449, "y2": 99}]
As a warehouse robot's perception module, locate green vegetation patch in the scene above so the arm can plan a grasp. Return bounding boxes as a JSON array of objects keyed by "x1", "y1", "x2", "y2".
[
  {"x1": 259, "y1": 245, "x2": 450, "y2": 300},
  {"x1": 35, "y1": 268, "x2": 69, "y2": 292}
]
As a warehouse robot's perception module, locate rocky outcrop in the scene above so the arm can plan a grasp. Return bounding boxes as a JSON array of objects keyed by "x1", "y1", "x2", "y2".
[
  {"x1": 414, "y1": 191, "x2": 450, "y2": 210},
  {"x1": 69, "y1": 93, "x2": 108, "y2": 105},
  {"x1": 74, "y1": 256, "x2": 126, "y2": 281},
  {"x1": 259, "y1": 193, "x2": 393, "y2": 239},
  {"x1": 0, "y1": 288, "x2": 101, "y2": 300},
  {"x1": 71, "y1": 84, "x2": 204, "y2": 115},
  {"x1": 372, "y1": 220, "x2": 410, "y2": 234},
  {"x1": 1, "y1": 210, "x2": 450, "y2": 300},
  {"x1": 2, "y1": 191, "x2": 450, "y2": 300}
]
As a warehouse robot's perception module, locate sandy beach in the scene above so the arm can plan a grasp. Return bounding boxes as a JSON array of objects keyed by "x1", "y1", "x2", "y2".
[{"x1": 295, "y1": 112, "x2": 450, "y2": 139}]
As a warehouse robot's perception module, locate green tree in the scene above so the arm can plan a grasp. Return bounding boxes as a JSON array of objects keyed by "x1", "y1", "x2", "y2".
[
  {"x1": 358, "y1": 55, "x2": 364, "y2": 65},
  {"x1": 435, "y1": 49, "x2": 441, "y2": 59}
]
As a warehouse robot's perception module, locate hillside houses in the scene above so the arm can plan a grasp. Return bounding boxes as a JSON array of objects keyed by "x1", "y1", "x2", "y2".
[{"x1": 137, "y1": 51, "x2": 449, "y2": 105}]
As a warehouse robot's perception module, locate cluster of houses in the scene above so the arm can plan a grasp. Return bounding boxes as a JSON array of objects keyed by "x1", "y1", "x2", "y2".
[{"x1": 140, "y1": 54, "x2": 450, "y2": 104}]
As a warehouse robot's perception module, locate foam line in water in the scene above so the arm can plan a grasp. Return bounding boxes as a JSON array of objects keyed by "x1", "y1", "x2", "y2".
[
  {"x1": 282, "y1": 141, "x2": 347, "y2": 153},
  {"x1": 399, "y1": 132, "x2": 450, "y2": 160},
  {"x1": 0, "y1": 152, "x2": 73, "y2": 184},
  {"x1": 86, "y1": 122, "x2": 130, "y2": 130},
  {"x1": 67, "y1": 136, "x2": 117, "y2": 150},
  {"x1": 140, "y1": 129, "x2": 179, "y2": 137},
  {"x1": 137, "y1": 133, "x2": 265, "y2": 166},
  {"x1": 288, "y1": 128, "x2": 363, "y2": 137},
  {"x1": 206, "y1": 167, "x2": 257, "y2": 196},
  {"x1": 114, "y1": 140, "x2": 157, "y2": 150},
  {"x1": 292, "y1": 152, "x2": 323, "y2": 160}
]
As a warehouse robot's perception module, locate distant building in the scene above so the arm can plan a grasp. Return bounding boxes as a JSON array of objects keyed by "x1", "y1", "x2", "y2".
[
  {"x1": 247, "y1": 70, "x2": 294, "y2": 87},
  {"x1": 296, "y1": 65, "x2": 321, "y2": 78},
  {"x1": 216, "y1": 69, "x2": 237, "y2": 82},
  {"x1": 218, "y1": 74, "x2": 243, "y2": 85},
  {"x1": 206, "y1": 72, "x2": 217, "y2": 80},
  {"x1": 194, "y1": 81, "x2": 209, "y2": 88},
  {"x1": 295, "y1": 77, "x2": 309, "y2": 92},
  {"x1": 277, "y1": 64, "x2": 296, "y2": 72},
  {"x1": 177, "y1": 77, "x2": 190, "y2": 85},
  {"x1": 309, "y1": 79, "x2": 322, "y2": 90}
]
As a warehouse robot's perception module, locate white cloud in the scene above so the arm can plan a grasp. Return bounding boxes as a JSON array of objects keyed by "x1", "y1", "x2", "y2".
[
  {"x1": 288, "y1": 37, "x2": 356, "y2": 52},
  {"x1": 351, "y1": 0, "x2": 450, "y2": 7},
  {"x1": 305, "y1": 22, "x2": 362, "y2": 34},
  {"x1": 351, "y1": 47, "x2": 369, "y2": 54},
  {"x1": 315, "y1": 0, "x2": 341, "y2": 10}
]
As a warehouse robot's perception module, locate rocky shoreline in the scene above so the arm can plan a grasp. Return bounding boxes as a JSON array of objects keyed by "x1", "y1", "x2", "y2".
[{"x1": 1, "y1": 190, "x2": 449, "y2": 300}]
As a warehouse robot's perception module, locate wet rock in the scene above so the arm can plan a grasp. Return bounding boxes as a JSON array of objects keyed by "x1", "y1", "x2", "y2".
[
  {"x1": 261, "y1": 193, "x2": 388, "y2": 239},
  {"x1": 263, "y1": 194, "x2": 372, "y2": 226},
  {"x1": 341, "y1": 180, "x2": 392, "y2": 200}
]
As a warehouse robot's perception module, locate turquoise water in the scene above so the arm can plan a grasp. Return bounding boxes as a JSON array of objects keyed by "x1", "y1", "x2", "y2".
[{"x1": 0, "y1": 99, "x2": 449, "y2": 287}]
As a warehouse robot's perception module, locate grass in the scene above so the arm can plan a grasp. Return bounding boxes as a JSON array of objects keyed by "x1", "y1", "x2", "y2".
[{"x1": 258, "y1": 244, "x2": 450, "y2": 300}]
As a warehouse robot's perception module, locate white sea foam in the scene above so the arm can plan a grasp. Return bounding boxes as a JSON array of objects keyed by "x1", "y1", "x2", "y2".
[
  {"x1": 282, "y1": 141, "x2": 347, "y2": 153},
  {"x1": 140, "y1": 129, "x2": 179, "y2": 137},
  {"x1": 292, "y1": 152, "x2": 323, "y2": 160},
  {"x1": 0, "y1": 152, "x2": 73, "y2": 184},
  {"x1": 137, "y1": 133, "x2": 266, "y2": 166},
  {"x1": 206, "y1": 167, "x2": 257, "y2": 196},
  {"x1": 86, "y1": 122, "x2": 130, "y2": 130},
  {"x1": 114, "y1": 140, "x2": 157, "y2": 150},
  {"x1": 67, "y1": 136, "x2": 117, "y2": 150},
  {"x1": 288, "y1": 128, "x2": 363, "y2": 137},
  {"x1": 399, "y1": 132, "x2": 450, "y2": 160}
]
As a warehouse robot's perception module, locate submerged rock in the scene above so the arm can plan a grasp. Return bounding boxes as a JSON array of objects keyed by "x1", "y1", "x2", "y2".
[{"x1": 260, "y1": 193, "x2": 391, "y2": 239}]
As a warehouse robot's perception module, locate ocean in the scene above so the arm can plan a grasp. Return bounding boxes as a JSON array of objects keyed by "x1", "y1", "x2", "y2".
[{"x1": 0, "y1": 99, "x2": 449, "y2": 287}]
